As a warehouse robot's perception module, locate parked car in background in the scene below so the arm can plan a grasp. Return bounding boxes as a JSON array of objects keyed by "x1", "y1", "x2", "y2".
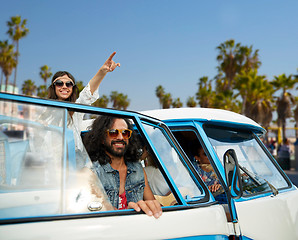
[
  {"x1": 0, "y1": 93, "x2": 246, "y2": 239},
  {"x1": 142, "y1": 107, "x2": 298, "y2": 240}
]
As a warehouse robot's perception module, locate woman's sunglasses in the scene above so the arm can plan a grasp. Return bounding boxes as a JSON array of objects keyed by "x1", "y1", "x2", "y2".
[
  {"x1": 53, "y1": 80, "x2": 75, "y2": 88},
  {"x1": 106, "y1": 129, "x2": 132, "y2": 139}
]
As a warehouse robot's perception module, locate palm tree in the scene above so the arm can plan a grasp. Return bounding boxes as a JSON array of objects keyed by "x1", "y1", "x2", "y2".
[
  {"x1": 241, "y1": 71, "x2": 274, "y2": 141},
  {"x1": 22, "y1": 79, "x2": 37, "y2": 96},
  {"x1": 7, "y1": 15, "x2": 29, "y2": 93},
  {"x1": 39, "y1": 65, "x2": 52, "y2": 86},
  {"x1": 0, "y1": 71, "x2": 3, "y2": 88},
  {"x1": 216, "y1": 40, "x2": 260, "y2": 92},
  {"x1": 196, "y1": 76, "x2": 214, "y2": 108},
  {"x1": 238, "y1": 45, "x2": 261, "y2": 73},
  {"x1": 0, "y1": 40, "x2": 17, "y2": 92},
  {"x1": 110, "y1": 91, "x2": 120, "y2": 109},
  {"x1": 37, "y1": 85, "x2": 48, "y2": 98},
  {"x1": 275, "y1": 92, "x2": 294, "y2": 142},
  {"x1": 271, "y1": 74, "x2": 296, "y2": 141},
  {"x1": 76, "y1": 81, "x2": 84, "y2": 93},
  {"x1": 172, "y1": 98, "x2": 183, "y2": 108},
  {"x1": 93, "y1": 95, "x2": 109, "y2": 108},
  {"x1": 235, "y1": 69, "x2": 274, "y2": 126},
  {"x1": 155, "y1": 85, "x2": 165, "y2": 108},
  {"x1": 0, "y1": 41, "x2": 7, "y2": 89},
  {"x1": 216, "y1": 39, "x2": 239, "y2": 91},
  {"x1": 162, "y1": 93, "x2": 172, "y2": 109},
  {"x1": 110, "y1": 91, "x2": 130, "y2": 110},
  {"x1": 186, "y1": 96, "x2": 197, "y2": 107},
  {"x1": 118, "y1": 93, "x2": 130, "y2": 110},
  {"x1": 213, "y1": 89, "x2": 240, "y2": 113}
]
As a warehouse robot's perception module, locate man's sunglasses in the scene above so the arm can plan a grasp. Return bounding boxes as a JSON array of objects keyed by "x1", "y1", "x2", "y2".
[
  {"x1": 53, "y1": 80, "x2": 75, "y2": 88},
  {"x1": 106, "y1": 129, "x2": 132, "y2": 139}
]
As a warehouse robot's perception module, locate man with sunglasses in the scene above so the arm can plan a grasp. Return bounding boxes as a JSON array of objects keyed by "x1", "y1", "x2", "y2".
[{"x1": 83, "y1": 116, "x2": 162, "y2": 218}]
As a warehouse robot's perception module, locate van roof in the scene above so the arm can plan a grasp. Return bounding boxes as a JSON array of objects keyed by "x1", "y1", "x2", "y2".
[{"x1": 141, "y1": 108, "x2": 263, "y2": 129}]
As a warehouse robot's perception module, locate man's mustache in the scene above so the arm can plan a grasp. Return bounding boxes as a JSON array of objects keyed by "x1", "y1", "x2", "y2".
[{"x1": 111, "y1": 140, "x2": 127, "y2": 146}]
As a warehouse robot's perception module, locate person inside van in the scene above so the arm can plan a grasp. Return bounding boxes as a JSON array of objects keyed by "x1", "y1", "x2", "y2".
[
  {"x1": 142, "y1": 146, "x2": 171, "y2": 196},
  {"x1": 83, "y1": 115, "x2": 162, "y2": 218},
  {"x1": 192, "y1": 144, "x2": 227, "y2": 203},
  {"x1": 193, "y1": 144, "x2": 221, "y2": 193}
]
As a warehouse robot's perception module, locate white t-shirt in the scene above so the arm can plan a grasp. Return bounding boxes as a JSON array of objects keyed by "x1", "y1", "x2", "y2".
[{"x1": 145, "y1": 166, "x2": 170, "y2": 196}]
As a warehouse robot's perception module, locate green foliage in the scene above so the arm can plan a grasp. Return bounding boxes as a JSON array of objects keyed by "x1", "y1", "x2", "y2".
[
  {"x1": 154, "y1": 39, "x2": 297, "y2": 140},
  {"x1": 172, "y1": 98, "x2": 183, "y2": 108},
  {"x1": 271, "y1": 74, "x2": 297, "y2": 94},
  {"x1": 186, "y1": 97, "x2": 197, "y2": 107},
  {"x1": 270, "y1": 73, "x2": 297, "y2": 141},
  {"x1": 93, "y1": 95, "x2": 109, "y2": 108},
  {"x1": 0, "y1": 40, "x2": 17, "y2": 92},
  {"x1": 7, "y1": 16, "x2": 29, "y2": 42},
  {"x1": 235, "y1": 69, "x2": 274, "y2": 127},
  {"x1": 196, "y1": 76, "x2": 214, "y2": 108},
  {"x1": 37, "y1": 85, "x2": 48, "y2": 98},
  {"x1": 110, "y1": 91, "x2": 130, "y2": 110},
  {"x1": 155, "y1": 85, "x2": 165, "y2": 108},
  {"x1": 76, "y1": 81, "x2": 84, "y2": 93},
  {"x1": 39, "y1": 65, "x2": 52, "y2": 85},
  {"x1": 22, "y1": 79, "x2": 37, "y2": 96},
  {"x1": 155, "y1": 85, "x2": 176, "y2": 109},
  {"x1": 6, "y1": 15, "x2": 29, "y2": 93}
]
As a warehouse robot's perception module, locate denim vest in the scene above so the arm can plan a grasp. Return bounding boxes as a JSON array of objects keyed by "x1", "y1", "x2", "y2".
[{"x1": 92, "y1": 161, "x2": 145, "y2": 209}]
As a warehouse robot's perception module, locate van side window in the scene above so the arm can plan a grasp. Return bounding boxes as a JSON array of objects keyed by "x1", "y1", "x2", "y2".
[
  {"x1": 172, "y1": 130, "x2": 226, "y2": 203},
  {"x1": 141, "y1": 123, "x2": 205, "y2": 204},
  {"x1": 0, "y1": 102, "x2": 113, "y2": 220}
]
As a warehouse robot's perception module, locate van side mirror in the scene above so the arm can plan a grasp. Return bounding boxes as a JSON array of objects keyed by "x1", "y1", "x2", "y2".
[{"x1": 223, "y1": 149, "x2": 243, "y2": 199}]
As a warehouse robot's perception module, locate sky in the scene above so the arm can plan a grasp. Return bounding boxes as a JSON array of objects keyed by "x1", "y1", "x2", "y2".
[{"x1": 0, "y1": 0, "x2": 297, "y2": 112}]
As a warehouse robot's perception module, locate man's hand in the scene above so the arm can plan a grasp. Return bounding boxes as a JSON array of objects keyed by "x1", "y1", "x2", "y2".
[{"x1": 128, "y1": 200, "x2": 162, "y2": 219}]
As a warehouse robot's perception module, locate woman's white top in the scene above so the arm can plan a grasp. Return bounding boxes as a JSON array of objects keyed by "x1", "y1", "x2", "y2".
[{"x1": 71, "y1": 83, "x2": 99, "y2": 151}]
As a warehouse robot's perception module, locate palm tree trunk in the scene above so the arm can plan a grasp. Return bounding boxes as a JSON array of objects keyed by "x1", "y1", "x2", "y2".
[
  {"x1": 13, "y1": 41, "x2": 19, "y2": 94},
  {"x1": 13, "y1": 65, "x2": 17, "y2": 93},
  {"x1": 5, "y1": 75, "x2": 9, "y2": 92},
  {"x1": 0, "y1": 71, "x2": 3, "y2": 92},
  {"x1": 241, "y1": 94, "x2": 247, "y2": 115}
]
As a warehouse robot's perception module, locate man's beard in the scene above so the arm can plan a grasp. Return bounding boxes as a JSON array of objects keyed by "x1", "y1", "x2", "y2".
[{"x1": 104, "y1": 139, "x2": 128, "y2": 158}]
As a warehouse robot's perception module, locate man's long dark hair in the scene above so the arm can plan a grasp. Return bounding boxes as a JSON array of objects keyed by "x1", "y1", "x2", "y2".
[{"x1": 83, "y1": 115, "x2": 141, "y2": 165}]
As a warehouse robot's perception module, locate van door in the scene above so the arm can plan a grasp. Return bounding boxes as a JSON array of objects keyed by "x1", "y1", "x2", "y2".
[
  {"x1": 171, "y1": 122, "x2": 298, "y2": 240},
  {"x1": 137, "y1": 119, "x2": 238, "y2": 238},
  {"x1": 203, "y1": 124, "x2": 298, "y2": 240}
]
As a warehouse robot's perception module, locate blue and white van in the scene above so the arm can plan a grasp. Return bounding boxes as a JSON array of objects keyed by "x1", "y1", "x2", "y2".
[
  {"x1": 142, "y1": 107, "x2": 298, "y2": 240},
  {"x1": 0, "y1": 93, "x2": 297, "y2": 240}
]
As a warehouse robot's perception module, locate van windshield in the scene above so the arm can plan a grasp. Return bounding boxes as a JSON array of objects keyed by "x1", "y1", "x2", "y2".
[{"x1": 204, "y1": 125, "x2": 289, "y2": 195}]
